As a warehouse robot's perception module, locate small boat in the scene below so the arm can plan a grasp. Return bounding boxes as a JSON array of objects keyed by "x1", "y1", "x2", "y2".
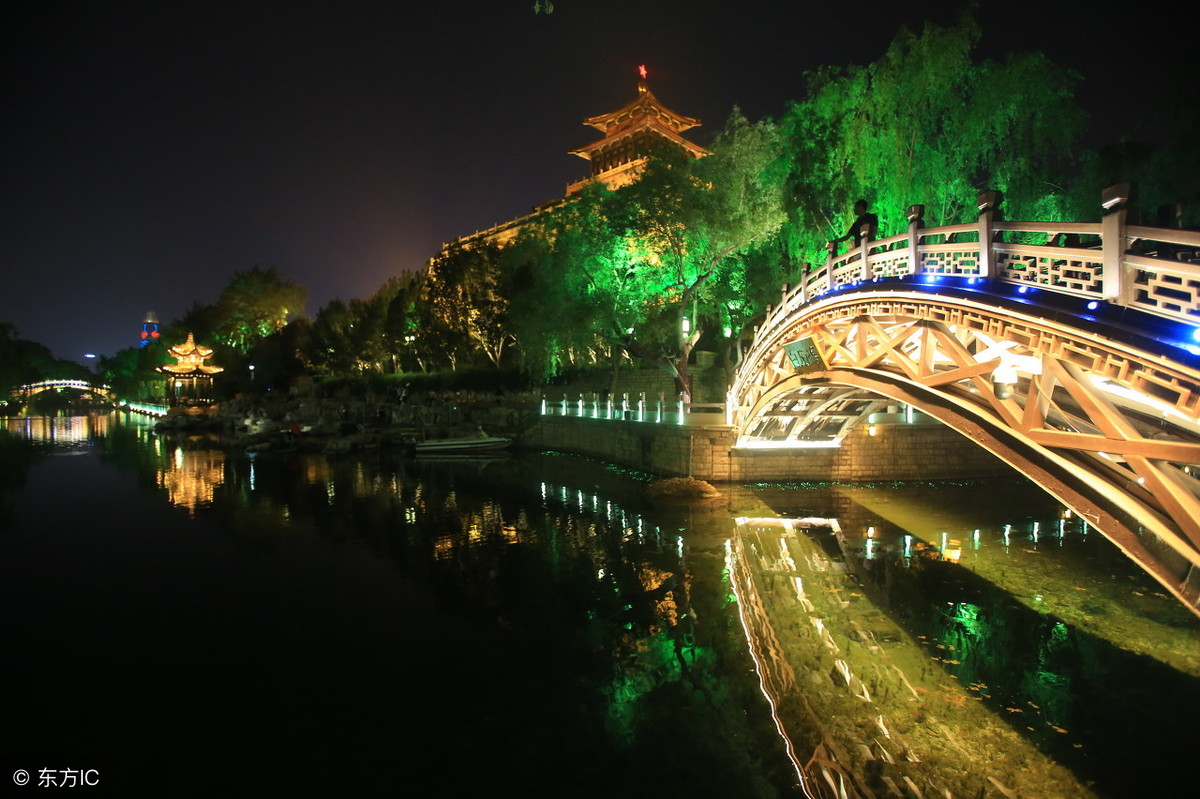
[{"x1": 414, "y1": 431, "x2": 512, "y2": 455}]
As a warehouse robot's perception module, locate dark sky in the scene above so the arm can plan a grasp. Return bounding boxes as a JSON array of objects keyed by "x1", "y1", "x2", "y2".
[{"x1": 2, "y1": 0, "x2": 1184, "y2": 363}]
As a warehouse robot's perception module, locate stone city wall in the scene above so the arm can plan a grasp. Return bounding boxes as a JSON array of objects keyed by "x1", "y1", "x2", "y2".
[{"x1": 523, "y1": 416, "x2": 1012, "y2": 483}]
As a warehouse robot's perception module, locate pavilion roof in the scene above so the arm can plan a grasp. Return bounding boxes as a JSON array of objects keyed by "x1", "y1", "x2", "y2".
[{"x1": 158, "y1": 332, "x2": 224, "y2": 376}]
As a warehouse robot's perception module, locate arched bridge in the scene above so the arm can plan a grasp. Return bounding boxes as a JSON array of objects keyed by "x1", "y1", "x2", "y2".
[
  {"x1": 13, "y1": 379, "x2": 114, "y2": 399},
  {"x1": 730, "y1": 187, "x2": 1200, "y2": 616}
]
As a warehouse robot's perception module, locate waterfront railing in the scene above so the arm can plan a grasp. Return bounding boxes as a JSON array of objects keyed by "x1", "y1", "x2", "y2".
[{"x1": 540, "y1": 392, "x2": 728, "y2": 427}]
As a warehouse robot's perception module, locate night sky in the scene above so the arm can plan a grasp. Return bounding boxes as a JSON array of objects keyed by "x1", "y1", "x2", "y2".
[{"x1": 3, "y1": 0, "x2": 1184, "y2": 363}]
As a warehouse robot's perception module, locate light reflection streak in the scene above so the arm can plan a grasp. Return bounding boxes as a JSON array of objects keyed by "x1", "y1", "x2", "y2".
[
  {"x1": 725, "y1": 537, "x2": 816, "y2": 797},
  {"x1": 7, "y1": 414, "x2": 111, "y2": 444}
]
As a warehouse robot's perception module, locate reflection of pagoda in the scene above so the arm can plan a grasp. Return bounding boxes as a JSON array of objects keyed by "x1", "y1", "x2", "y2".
[
  {"x1": 566, "y1": 69, "x2": 708, "y2": 195},
  {"x1": 156, "y1": 333, "x2": 224, "y2": 405},
  {"x1": 157, "y1": 447, "x2": 225, "y2": 515}
]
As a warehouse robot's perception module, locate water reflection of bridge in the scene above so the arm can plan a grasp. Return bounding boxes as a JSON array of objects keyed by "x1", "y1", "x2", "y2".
[
  {"x1": 730, "y1": 502, "x2": 1199, "y2": 799},
  {"x1": 731, "y1": 188, "x2": 1200, "y2": 616}
]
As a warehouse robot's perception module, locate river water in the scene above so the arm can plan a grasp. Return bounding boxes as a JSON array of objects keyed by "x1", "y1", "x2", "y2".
[{"x1": 2, "y1": 413, "x2": 1197, "y2": 798}]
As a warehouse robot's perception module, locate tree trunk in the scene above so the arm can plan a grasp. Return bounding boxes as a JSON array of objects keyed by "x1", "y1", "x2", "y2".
[
  {"x1": 673, "y1": 341, "x2": 694, "y2": 403},
  {"x1": 607, "y1": 346, "x2": 623, "y2": 396}
]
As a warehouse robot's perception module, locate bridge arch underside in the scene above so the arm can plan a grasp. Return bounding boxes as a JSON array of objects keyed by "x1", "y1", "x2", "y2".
[{"x1": 732, "y1": 292, "x2": 1200, "y2": 617}]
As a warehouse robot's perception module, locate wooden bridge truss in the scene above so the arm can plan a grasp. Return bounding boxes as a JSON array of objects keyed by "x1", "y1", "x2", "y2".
[{"x1": 730, "y1": 290, "x2": 1200, "y2": 615}]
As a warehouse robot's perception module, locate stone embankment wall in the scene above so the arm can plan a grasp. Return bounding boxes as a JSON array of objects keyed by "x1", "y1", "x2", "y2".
[{"x1": 523, "y1": 416, "x2": 1012, "y2": 483}]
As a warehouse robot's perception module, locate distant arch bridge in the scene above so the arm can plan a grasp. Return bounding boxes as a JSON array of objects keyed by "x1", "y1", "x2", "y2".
[
  {"x1": 730, "y1": 187, "x2": 1200, "y2": 615},
  {"x1": 12, "y1": 379, "x2": 114, "y2": 400}
]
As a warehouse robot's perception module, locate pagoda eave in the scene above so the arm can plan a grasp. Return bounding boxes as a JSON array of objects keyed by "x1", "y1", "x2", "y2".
[
  {"x1": 582, "y1": 83, "x2": 700, "y2": 134},
  {"x1": 570, "y1": 122, "x2": 709, "y2": 161},
  {"x1": 158, "y1": 366, "x2": 224, "y2": 377}
]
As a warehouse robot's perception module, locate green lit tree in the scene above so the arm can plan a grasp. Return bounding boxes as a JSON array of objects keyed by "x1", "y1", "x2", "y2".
[
  {"x1": 779, "y1": 15, "x2": 1082, "y2": 262},
  {"x1": 507, "y1": 187, "x2": 637, "y2": 383},
  {"x1": 518, "y1": 111, "x2": 786, "y2": 399},
  {"x1": 383, "y1": 281, "x2": 422, "y2": 373},
  {"x1": 212, "y1": 266, "x2": 308, "y2": 354}
]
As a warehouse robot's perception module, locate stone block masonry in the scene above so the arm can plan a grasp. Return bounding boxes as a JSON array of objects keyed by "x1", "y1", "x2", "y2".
[{"x1": 522, "y1": 416, "x2": 1012, "y2": 483}]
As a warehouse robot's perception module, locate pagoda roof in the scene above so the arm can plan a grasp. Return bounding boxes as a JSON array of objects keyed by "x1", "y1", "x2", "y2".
[
  {"x1": 571, "y1": 81, "x2": 708, "y2": 163},
  {"x1": 582, "y1": 81, "x2": 700, "y2": 134},
  {"x1": 157, "y1": 332, "x2": 224, "y2": 376},
  {"x1": 569, "y1": 117, "x2": 708, "y2": 161}
]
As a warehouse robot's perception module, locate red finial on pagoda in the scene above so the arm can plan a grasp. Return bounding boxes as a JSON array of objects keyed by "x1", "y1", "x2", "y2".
[{"x1": 638, "y1": 64, "x2": 648, "y2": 80}]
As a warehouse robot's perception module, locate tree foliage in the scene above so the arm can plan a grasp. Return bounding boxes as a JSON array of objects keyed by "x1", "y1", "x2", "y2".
[
  {"x1": 213, "y1": 266, "x2": 308, "y2": 353},
  {"x1": 99, "y1": 344, "x2": 171, "y2": 401},
  {"x1": 118, "y1": 16, "x2": 1106, "y2": 397},
  {"x1": 779, "y1": 15, "x2": 1082, "y2": 263},
  {"x1": 420, "y1": 242, "x2": 516, "y2": 369},
  {"x1": 0, "y1": 323, "x2": 92, "y2": 393},
  {"x1": 508, "y1": 111, "x2": 786, "y2": 396}
]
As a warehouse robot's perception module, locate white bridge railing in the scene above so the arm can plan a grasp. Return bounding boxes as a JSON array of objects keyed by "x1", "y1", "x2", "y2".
[
  {"x1": 774, "y1": 185, "x2": 1200, "y2": 349},
  {"x1": 13, "y1": 379, "x2": 113, "y2": 397},
  {"x1": 540, "y1": 392, "x2": 728, "y2": 427}
]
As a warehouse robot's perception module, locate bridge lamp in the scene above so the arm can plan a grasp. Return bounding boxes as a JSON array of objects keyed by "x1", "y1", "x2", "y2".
[
  {"x1": 1087, "y1": 301, "x2": 1100, "y2": 311},
  {"x1": 991, "y1": 363, "x2": 1018, "y2": 400},
  {"x1": 1191, "y1": 327, "x2": 1200, "y2": 344}
]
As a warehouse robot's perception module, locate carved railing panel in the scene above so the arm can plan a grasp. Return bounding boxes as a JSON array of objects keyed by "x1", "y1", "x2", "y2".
[{"x1": 793, "y1": 192, "x2": 1200, "y2": 329}]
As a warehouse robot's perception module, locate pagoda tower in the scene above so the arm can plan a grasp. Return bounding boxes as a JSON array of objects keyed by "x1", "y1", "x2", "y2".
[
  {"x1": 433, "y1": 68, "x2": 708, "y2": 256},
  {"x1": 567, "y1": 68, "x2": 708, "y2": 195},
  {"x1": 157, "y1": 332, "x2": 224, "y2": 406}
]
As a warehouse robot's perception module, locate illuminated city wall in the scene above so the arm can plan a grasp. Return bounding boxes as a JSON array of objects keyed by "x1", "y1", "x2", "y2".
[{"x1": 525, "y1": 416, "x2": 1009, "y2": 482}]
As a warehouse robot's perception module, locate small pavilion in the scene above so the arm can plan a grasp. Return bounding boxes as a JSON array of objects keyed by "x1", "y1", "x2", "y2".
[{"x1": 157, "y1": 333, "x2": 224, "y2": 405}]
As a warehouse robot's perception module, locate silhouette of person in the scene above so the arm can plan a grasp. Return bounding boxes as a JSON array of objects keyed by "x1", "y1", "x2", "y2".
[{"x1": 836, "y1": 200, "x2": 878, "y2": 248}]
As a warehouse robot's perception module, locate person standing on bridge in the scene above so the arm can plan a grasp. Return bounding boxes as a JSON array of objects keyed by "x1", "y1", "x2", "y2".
[{"x1": 835, "y1": 199, "x2": 878, "y2": 249}]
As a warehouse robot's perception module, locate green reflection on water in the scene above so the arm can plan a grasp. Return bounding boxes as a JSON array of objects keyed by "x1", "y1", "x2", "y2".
[{"x1": 7, "y1": 415, "x2": 1199, "y2": 798}]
